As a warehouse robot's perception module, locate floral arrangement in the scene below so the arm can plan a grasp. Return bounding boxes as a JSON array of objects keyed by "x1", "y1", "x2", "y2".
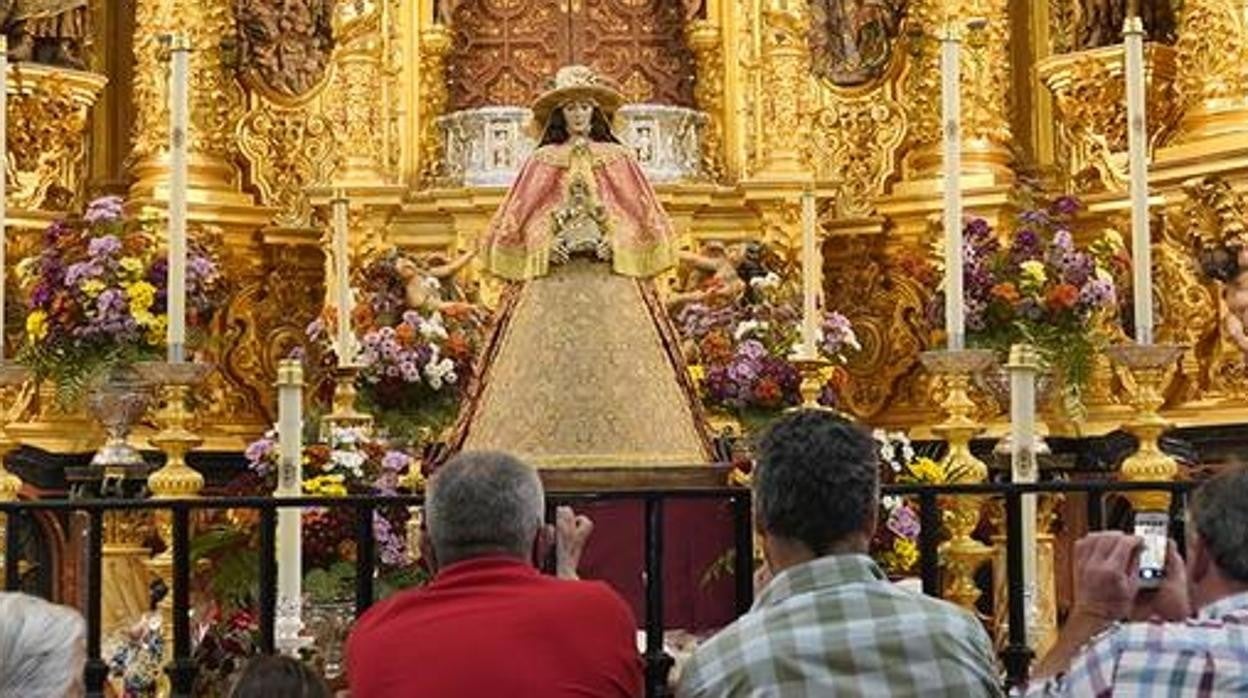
[
  {"x1": 870, "y1": 430, "x2": 951, "y2": 578},
  {"x1": 305, "y1": 253, "x2": 485, "y2": 443},
  {"x1": 244, "y1": 426, "x2": 416, "y2": 576},
  {"x1": 951, "y1": 196, "x2": 1128, "y2": 403},
  {"x1": 15, "y1": 195, "x2": 224, "y2": 402},
  {"x1": 675, "y1": 266, "x2": 859, "y2": 423}
]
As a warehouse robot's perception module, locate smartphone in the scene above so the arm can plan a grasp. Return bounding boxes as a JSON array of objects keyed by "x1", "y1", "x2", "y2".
[{"x1": 1133, "y1": 511, "x2": 1169, "y2": 588}]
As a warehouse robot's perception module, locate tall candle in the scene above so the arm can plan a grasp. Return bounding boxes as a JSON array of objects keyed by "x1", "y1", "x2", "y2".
[
  {"x1": 0, "y1": 36, "x2": 7, "y2": 363},
  {"x1": 1124, "y1": 15, "x2": 1152, "y2": 344},
  {"x1": 940, "y1": 21, "x2": 965, "y2": 351},
  {"x1": 1008, "y1": 344, "x2": 1039, "y2": 640},
  {"x1": 275, "y1": 359, "x2": 305, "y2": 654},
  {"x1": 800, "y1": 187, "x2": 819, "y2": 358},
  {"x1": 166, "y1": 35, "x2": 190, "y2": 363},
  {"x1": 331, "y1": 191, "x2": 353, "y2": 365}
]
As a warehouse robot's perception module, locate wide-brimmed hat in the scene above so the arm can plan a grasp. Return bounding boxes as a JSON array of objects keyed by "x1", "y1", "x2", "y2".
[{"x1": 531, "y1": 65, "x2": 625, "y2": 130}]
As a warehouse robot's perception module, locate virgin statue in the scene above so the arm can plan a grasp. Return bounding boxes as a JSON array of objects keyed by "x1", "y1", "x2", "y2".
[{"x1": 453, "y1": 65, "x2": 710, "y2": 472}]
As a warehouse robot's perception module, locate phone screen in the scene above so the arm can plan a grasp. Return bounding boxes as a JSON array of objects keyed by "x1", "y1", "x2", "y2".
[{"x1": 1133, "y1": 511, "x2": 1169, "y2": 587}]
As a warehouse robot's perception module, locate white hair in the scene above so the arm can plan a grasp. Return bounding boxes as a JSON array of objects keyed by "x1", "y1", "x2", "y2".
[{"x1": 0, "y1": 592, "x2": 86, "y2": 697}]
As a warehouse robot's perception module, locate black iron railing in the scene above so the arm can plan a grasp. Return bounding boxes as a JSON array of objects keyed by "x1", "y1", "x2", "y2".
[{"x1": 0, "y1": 479, "x2": 1198, "y2": 697}]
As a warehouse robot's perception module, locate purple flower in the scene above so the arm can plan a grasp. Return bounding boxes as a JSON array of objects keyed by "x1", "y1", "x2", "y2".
[
  {"x1": 306, "y1": 318, "x2": 326, "y2": 339},
  {"x1": 381, "y1": 450, "x2": 411, "y2": 473},
  {"x1": 1051, "y1": 195, "x2": 1081, "y2": 217},
  {"x1": 1079, "y1": 276, "x2": 1116, "y2": 309},
  {"x1": 65, "y1": 261, "x2": 101, "y2": 286},
  {"x1": 401, "y1": 310, "x2": 423, "y2": 327},
  {"x1": 887, "y1": 504, "x2": 921, "y2": 539},
  {"x1": 964, "y1": 218, "x2": 991, "y2": 239},
  {"x1": 84, "y1": 196, "x2": 124, "y2": 224},
  {"x1": 87, "y1": 235, "x2": 122, "y2": 258},
  {"x1": 1019, "y1": 208, "x2": 1050, "y2": 227},
  {"x1": 1052, "y1": 229, "x2": 1074, "y2": 252},
  {"x1": 736, "y1": 339, "x2": 767, "y2": 362}
]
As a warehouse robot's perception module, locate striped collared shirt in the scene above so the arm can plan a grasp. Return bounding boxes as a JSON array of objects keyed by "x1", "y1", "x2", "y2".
[
  {"x1": 1022, "y1": 591, "x2": 1248, "y2": 697},
  {"x1": 677, "y1": 554, "x2": 1004, "y2": 697}
]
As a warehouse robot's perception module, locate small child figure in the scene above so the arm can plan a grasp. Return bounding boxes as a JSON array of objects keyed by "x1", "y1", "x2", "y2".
[{"x1": 1199, "y1": 241, "x2": 1248, "y2": 356}]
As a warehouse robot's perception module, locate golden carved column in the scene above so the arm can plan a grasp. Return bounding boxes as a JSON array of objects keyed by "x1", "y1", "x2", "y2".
[
  {"x1": 331, "y1": 2, "x2": 392, "y2": 187},
  {"x1": 416, "y1": 26, "x2": 452, "y2": 186},
  {"x1": 686, "y1": 19, "x2": 727, "y2": 181},
  {"x1": 1173, "y1": 0, "x2": 1248, "y2": 144},
  {"x1": 128, "y1": 0, "x2": 264, "y2": 222},
  {"x1": 751, "y1": 3, "x2": 814, "y2": 182}
]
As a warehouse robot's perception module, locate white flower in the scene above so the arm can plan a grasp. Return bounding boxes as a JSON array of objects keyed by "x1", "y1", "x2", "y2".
[
  {"x1": 749, "y1": 272, "x2": 781, "y2": 290},
  {"x1": 424, "y1": 347, "x2": 456, "y2": 391},
  {"x1": 733, "y1": 320, "x2": 768, "y2": 341},
  {"x1": 419, "y1": 312, "x2": 449, "y2": 341},
  {"x1": 882, "y1": 495, "x2": 902, "y2": 512},
  {"x1": 331, "y1": 449, "x2": 367, "y2": 478},
  {"x1": 422, "y1": 276, "x2": 442, "y2": 292}
]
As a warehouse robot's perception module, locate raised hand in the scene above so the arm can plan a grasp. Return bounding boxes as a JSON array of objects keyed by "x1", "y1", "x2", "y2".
[{"x1": 555, "y1": 505, "x2": 594, "y2": 580}]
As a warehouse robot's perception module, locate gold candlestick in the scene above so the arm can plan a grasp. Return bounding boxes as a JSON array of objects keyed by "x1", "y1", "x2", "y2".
[
  {"x1": 790, "y1": 356, "x2": 833, "y2": 409},
  {"x1": 136, "y1": 362, "x2": 211, "y2": 499},
  {"x1": 320, "y1": 363, "x2": 373, "y2": 440},
  {"x1": 920, "y1": 349, "x2": 996, "y2": 611},
  {"x1": 1108, "y1": 343, "x2": 1184, "y2": 512},
  {"x1": 134, "y1": 360, "x2": 210, "y2": 668}
]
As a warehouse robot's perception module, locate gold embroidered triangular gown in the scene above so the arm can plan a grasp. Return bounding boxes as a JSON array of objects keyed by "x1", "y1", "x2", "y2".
[{"x1": 453, "y1": 140, "x2": 708, "y2": 468}]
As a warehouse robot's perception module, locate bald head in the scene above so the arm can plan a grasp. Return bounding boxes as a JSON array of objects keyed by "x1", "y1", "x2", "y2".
[{"x1": 425, "y1": 451, "x2": 545, "y2": 567}]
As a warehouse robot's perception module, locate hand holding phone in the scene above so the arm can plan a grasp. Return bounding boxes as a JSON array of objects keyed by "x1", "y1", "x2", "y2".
[{"x1": 1133, "y1": 511, "x2": 1169, "y2": 588}]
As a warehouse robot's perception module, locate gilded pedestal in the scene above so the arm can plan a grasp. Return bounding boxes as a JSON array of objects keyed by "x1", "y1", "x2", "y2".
[
  {"x1": 920, "y1": 349, "x2": 995, "y2": 612},
  {"x1": 1108, "y1": 344, "x2": 1184, "y2": 512}
]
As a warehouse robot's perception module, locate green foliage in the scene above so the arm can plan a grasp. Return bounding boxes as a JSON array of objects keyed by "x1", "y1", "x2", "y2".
[{"x1": 190, "y1": 525, "x2": 259, "y2": 608}]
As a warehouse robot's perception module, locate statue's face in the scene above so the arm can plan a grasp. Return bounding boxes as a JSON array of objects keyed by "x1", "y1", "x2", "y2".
[{"x1": 562, "y1": 100, "x2": 595, "y2": 136}]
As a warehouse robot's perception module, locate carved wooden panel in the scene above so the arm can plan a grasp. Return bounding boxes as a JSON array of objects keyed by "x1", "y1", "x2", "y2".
[
  {"x1": 448, "y1": 0, "x2": 570, "y2": 111},
  {"x1": 447, "y1": 0, "x2": 695, "y2": 110},
  {"x1": 574, "y1": 0, "x2": 696, "y2": 105}
]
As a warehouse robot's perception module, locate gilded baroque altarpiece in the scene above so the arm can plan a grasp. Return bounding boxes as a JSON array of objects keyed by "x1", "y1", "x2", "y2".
[{"x1": 7, "y1": 0, "x2": 1248, "y2": 451}]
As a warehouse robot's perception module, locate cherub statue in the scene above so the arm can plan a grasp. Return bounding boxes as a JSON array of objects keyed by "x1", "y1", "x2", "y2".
[
  {"x1": 394, "y1": 247, "x2": 479, "y2": 315},
  {"x1": 665, "y1": 241, "x2": 773, "y2": 312},
  {"x1": 1198, "y1": 240, "x2": 1248, "y2": 356}
]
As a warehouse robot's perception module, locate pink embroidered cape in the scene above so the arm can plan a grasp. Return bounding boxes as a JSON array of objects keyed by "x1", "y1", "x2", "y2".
[{"x1": 482, "y1": 141, "x2": 676, "y2": 281}]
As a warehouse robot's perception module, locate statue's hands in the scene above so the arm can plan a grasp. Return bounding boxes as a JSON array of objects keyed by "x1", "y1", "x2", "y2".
[{"x1": 595, "y1": 237, "x2": 613, "y2": 263}]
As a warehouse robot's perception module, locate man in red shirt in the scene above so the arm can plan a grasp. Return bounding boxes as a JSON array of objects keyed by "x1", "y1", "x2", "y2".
[{"x1": 346, "y1": 451, "x2": 643, "y2": 697}]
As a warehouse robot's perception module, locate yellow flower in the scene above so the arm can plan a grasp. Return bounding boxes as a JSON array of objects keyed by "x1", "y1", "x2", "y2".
[
  {"x1": 15, "y1": 257, "x2": 36, "y2": 287},
  {"x1": 1101, "y1": 229, "x2": 1125, "y2": 250},
  {"x1": 126, "y1": 281, "x2": 156, "y2": 314},
  {"x1": 905, "y1": 457, "x2": 946, "y2": 484},
  {"x1": 80, "y1": 278, "x2": 105, "y2": 298},
  {"x1": 892, "y1": 538, "x2": 919, "y2": 571},
  {"x1": 145, "y1": 315, "x2": 168, "y2": 346},
  {"x1": 25, "y1": 311, "x2": 47, "y2": 341},
  {"x1": 304, "y1": 474, "x2": 347, "y2": 497},
  {"x1": 1019, "y1": 260, "x2": 1048, "y2": 289},
  {"x1": 119, "y1": 257, "x2": 145, "y2": 278}
]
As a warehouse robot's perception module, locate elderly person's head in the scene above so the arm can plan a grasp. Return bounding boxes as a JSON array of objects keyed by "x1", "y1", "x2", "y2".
[
  {"x1": 425, "y1": 451, "x2": 545, "y2": 569},
  {"x1": 0, "y1": 592, "x2": 86, "y2": 697},
  {"x1": 1186, "y1": 466, "x2": 1248, "y2": 609},
  {"x1": 753, "y1": 410, "x2": 879, "y2": 572}
]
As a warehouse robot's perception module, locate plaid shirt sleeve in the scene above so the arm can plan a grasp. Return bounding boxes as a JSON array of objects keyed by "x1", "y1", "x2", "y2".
[{"x1": 1018, "y1": 624, "x2": 1127, "y2": 698}]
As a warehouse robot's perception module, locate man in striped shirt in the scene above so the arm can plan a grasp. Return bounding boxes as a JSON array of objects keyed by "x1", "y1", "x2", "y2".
[
  {"x1": 677, "y1": 410, "x2": 1003, "y2": 697},
  {"x1": 1026, "y1": 466, "x2": 1248, "y2": 696}
]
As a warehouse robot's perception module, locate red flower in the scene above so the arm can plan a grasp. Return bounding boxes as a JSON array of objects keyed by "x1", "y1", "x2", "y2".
[
  {"x1": 753, "y1": 377, "x2": 783, "y2": 407},
  {"x1": 1045, "y1": 283, "x2": 1079, "y2": 310},
  {"x1": 990, "y1": 282, "x2": 1020, "y2": 305}
]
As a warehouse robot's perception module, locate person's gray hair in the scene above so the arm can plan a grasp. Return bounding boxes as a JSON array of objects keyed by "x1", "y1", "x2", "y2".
[
  {"x1": 1191, "y1": 465, "x2": 1248, "y2": 583},
  {"x1": 0, "y1": 592, "x2": 86, "y2": 697},
  {"x1": 754, "y1": 410, "x2": 879, "y2": 555},
  {"x1": 425, "y1": 451, "x2": 545, "y2": 566}
]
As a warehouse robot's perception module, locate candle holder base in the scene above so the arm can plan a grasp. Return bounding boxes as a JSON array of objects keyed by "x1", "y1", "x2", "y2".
[
  {"x1": 135, "y1": 362, "x2": 210, "y2": 500},
  {"x1": 921, "y1": 349, "x2": 996, "y2": 612},
  {"x1": 320, "y1": 364, "x2": 373, "y2": 440},
  {"x1": 1108, "y1": 343, "x2": 1184, "y2": 512},
  {"x1": 789, "y1": 355, "x2": 833, "y2": 410}
]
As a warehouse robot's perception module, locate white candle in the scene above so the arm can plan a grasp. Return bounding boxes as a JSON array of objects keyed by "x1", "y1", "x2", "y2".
[
  {"x1": 331, "y1": 191, "x2": 354, "y2": 365},
  {"x1": 1008, "y1": 344, "x2": 1039, "y2": 641},
  {"x1": 275, "y1": 359, "x2": 305, "y2": 655},
  {"x1": 0, "y1": 36, "x2": 7, "y2": 363},
  {"x1": 800, "y1": 187, "x2": 819, "y2": 358},
  {"x1": 1124, "y1": 15, "x2": 1152, "y2": 345},
  {"x1": 941, "y1": 21, "x2": 965, "y2": 351},
  {"x1": 166, "y1": 35, "x2": 190, "y2": 363}
]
